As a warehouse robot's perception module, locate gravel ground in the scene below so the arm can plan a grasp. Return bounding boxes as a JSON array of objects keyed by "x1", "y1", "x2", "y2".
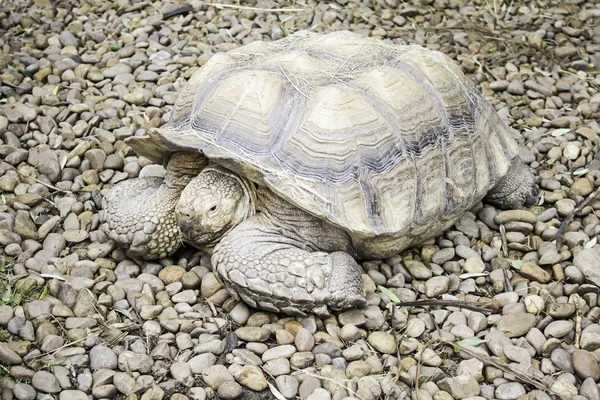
[{"x1": 1, "y1": 0, "x2": 600, "y2": 399}]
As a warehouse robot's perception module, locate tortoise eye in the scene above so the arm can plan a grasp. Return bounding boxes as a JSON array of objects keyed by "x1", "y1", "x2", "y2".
[{"x1": 207, "y1": 205, "x2": 218, "y2": 214}]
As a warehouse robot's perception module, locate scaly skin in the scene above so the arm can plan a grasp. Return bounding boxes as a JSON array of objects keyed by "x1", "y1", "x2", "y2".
[
  {"x1": 100, "y1": 152, "x2": 207, "y2": 260},
  {"x1": 485, "y1": 158, "x2": 538, "y2": 209}
]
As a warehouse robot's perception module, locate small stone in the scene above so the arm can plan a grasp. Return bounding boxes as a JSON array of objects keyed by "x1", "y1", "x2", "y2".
[
  {"x1": 563, "y1": 143, "x2": 580, "y2": 160},
  {"x1": 0, "y1": 306, "x2": 14, "y2": 326},
  {"x1": 570, "y1": 178, "x2": 594, "y2": 197},
  {"x1": 235, "y1": 327, "x2": 270, "y2": 342},
  {"x1": 424, "y1": 276, "x2": 449, "y2": 297},
  {"x1": 463, "y1": 257, "x2": 485, "y2": 273},
  {"x1": 201, "y1": 272, "x2": 223, "y2": 298},
  {"x1": 544, "y1": 320, "x2": 573, "y2": 338},
  {"x1": 495, "y1": 382, "x2": 526, "y2": 399},
  {"x1": 357, "y1": 376, "x2": 383, "y2": 400},
  {"x1": 306, "y1": 388, "x2": 330, "y2": 400},
  {"x1": 295, "y1": 327, "x2": 314, "y2": 351},
  {"x1": 338, "y1": 309, "x2": 367, "y2": 326},
  {"x1": 497, "y1": 313, "x2": 536, "y2": 337},
  {"x1": 438, "y1": 375, "x2": 480, "y2": 398},
  {"x1": 59, "y1": 390, "x2": 88, "y2": 400},
  {"x1": 114, "y1": 372, "x2": 136, "y2": 395},
  {"x1": 346, "y1": 360, "x2": 372, "y2": 378},
  {"x1": 172, "y1": 290, "x2": 197, "y2": 304},
  {"x1": 103, "y1": 63, "x2": 132, "y2": 78},
  {"x1": 32, "y1": 371, "x2": 60, "y2": 393},
  {"x1": 572, "y1": 350, "x2": 600, "y2": 381},
  {"x1": 339, "y1": 324, "x2": 365, "y2": 342},
  {"x1": 546, "y1": 303, "x2": 576, "y2": 318},
  {"x1": 520, "y1": 262, "x2": 551, "y2": 283},
  {"x1": 117, "y1": 351, "x2": 153, "y2": 373},
  {"x1": 234, "y1": 365, "x2": 268, "y2": 391},
  {"x1": 171, "y1": 361, "x2": 194, "y2": 387},
  {"x1": 507, "y1": 80, "x2": 525, "y2": 95},
  {"x1": 188, "y1": 353, "x2": 217, "y2": 375},
  {"x1": 494, "y1": 210, "x2": 536, "y2": 225},
  {"x1": 275, "y1": 375, "x2": 299, "y2": 399},
  {"x1": 158, "y1": 265, "x2": 186, "y2": 284},
  {"x1": 202, "y1": 364, "x2": 234, "y2": 388},
  {"x1": 262, "y1": 345, "x2": 296, "y2": 362},
  {"x1": 573, "y1": 248, "x2": 600, "y2": 286},
  {"x1": 431, "y1": 248, "x2": 455, "y2": 264},
  {"x1": 367, "y1": 331, "x2": 396, "y2": 354},
  {"x1": 0, "y1": 343, "x2": 22, "y2": 364},
  {"x1": 13, "y1": 383, "x2": 36, "y2": 400},
  {"x1": 217, "y1": 381, "x2": 243, "y2": 399}
]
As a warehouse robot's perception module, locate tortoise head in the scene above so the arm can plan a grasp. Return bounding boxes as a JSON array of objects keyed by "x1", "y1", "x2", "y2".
[{"x1": 175, "y1": 165, "x2": 255, "y2": 248}]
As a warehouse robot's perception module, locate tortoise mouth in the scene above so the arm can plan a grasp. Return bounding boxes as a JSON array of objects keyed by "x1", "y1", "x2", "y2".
[{"x1": 178, "y1": 220, "x2": 228, "y2": 248}]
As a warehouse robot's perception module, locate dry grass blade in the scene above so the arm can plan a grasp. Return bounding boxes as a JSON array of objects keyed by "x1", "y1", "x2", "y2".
[
  {"x1": 438, "y1": 338, "x2": 565, "y2": 399},
  {"x1": 393, "y1": 299, "x2": 498, "y2": 315},
  {"x1": 16, "y1": 170, "x2": 72, "y2": 194},
  {"x1": 209, "y1": 3, "x2": 309, "y2": 12}
]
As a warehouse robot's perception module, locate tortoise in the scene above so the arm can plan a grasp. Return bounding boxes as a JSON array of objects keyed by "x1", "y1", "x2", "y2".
[{"x1": 100, "y1": 30, "x2": 538, "y2": 316}]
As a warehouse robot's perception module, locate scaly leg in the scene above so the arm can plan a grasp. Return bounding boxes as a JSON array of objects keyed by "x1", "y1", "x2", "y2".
[
  {"x1": 100, "y1": 152, "x2": 207, "y2": 259},
  {"x1": 485, "y1": 157, "x2": 538, "y2": 209},
  {"x1": 212, "y1": 214, "x2": 367, "y2": 316}
]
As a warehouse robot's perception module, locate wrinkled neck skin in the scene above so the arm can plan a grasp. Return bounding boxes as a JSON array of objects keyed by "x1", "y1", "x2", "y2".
[
  {"x1": 165, "y1": 152, "x2": 208, "y2": 188},
  {"x1": 255, "y1": 187, "x2": 356, "y2": 256}
]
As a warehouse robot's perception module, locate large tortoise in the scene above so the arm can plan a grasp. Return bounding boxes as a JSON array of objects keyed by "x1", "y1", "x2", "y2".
[{"x1": 100, "y1": 30, "x2": 538, "y2": 316}]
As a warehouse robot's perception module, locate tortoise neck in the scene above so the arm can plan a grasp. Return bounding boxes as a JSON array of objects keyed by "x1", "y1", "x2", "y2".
[{"x1": 256, "y1": 187, "x2": 355, "y2": 255}]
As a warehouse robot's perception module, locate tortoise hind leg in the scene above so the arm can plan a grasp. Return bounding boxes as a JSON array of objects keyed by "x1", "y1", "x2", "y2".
[{"x1": 485, "y1": 158, "x2": 538, "y2": 209}]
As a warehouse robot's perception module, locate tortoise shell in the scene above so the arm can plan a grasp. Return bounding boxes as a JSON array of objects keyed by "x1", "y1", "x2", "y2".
[{"x1": 128, "y1": 30, "x2": 519, "y2": 255}]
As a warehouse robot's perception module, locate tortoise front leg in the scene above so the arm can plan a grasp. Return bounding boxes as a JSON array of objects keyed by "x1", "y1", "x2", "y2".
[
  {"x1": 100, "y1": 152, "x2": 207, "y2": 260},
  {"x1": 212, "y1": 215, "x2": 367, "y2": 316}
]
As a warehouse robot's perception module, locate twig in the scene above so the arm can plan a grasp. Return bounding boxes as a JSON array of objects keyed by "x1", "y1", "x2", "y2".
[
  {"x1": 210, "y1": 3, "x2": 309, "y2": 12},
  {"x1": 16, "y1": 170, "x2": 73, "y2": 194},
  {"x1": 575, "y1": 305, "x2": 582, "y2": 348},
  {"x1": 438, "y1": 338, "x2": 565, "y2": 399},
  {"x1": 162, "y1": 5, "x2": 193, "y2": 19},
  {"x1": 555, "y1": 185, "x2": 600, "y2": 247},
  {"x1": 393, "y1": 299, "x2": 498, "y2": 315}
]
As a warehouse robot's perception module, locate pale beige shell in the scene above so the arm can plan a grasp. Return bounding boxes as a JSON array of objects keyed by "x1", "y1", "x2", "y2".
[{"x1": 129, "y1": 30, "x2": 519, "y2": 256}]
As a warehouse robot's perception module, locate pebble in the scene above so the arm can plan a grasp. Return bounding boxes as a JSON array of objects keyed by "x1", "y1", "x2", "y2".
[
  {"x1": 276, "y1": 375, "x2": 300, "y2": 399},
  {"x1": 233, "y1": 365, "x2": 268, "y2": 391},
  {"x1": 494, "y1": 210, "x2": 536, "y2": 225},
  {"x1": 572, "y1": 349, "x2": 600, "y2": 381},
  {"x1": 519, "y1": 262, "x2": 551, "y2": 283},
  {"x1": 13, "y1": 383, "x2": 36, "y2": 400},
  {"x1": 0, "y1": 343, "x2": 22, "y2": 364},
  {"x1": 497, "y1": 313, "x2": 537, "y2": 338},
  {"x1": 438, "y1": 376, "x2": 480, "y2": 398},
  {"x1": 235, "y1": 326, "x2": 270, "y2": 342},
  {"x1": 262, "y1": 345, "x2": 297, "y2": 362},
  {"x1": 188, "y1": 353, "x2": 217, "y2": 374},
  {"x1": 202, "y1": 365, "x2": 234, "y2": 388},
  {"x1": 424, "y1": 276, "x2": 450, "y2": 297},
  {"x1": 495, "y1": 382, "x2": 526, "y2": 399},
  {"x1": 90, "y1": 345, "x2": 118, "y2": 370},
  {"x1": 32, "y1": 371, "x2": 60, "y2": 393},
  {"x1": 367, "y1": 332, "x2": 397, "y2": 354},
  {"x1": 544, "y1": 320, "x2": 573, "y2": 338}
]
